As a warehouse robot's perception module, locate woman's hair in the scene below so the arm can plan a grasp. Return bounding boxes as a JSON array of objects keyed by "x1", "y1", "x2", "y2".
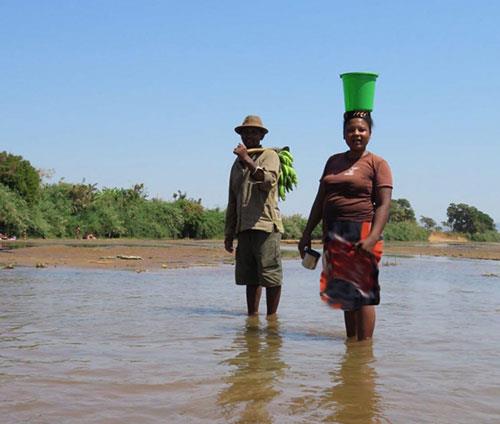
[{"x1": 343, "y1": 110, "x2": 373, "y2": 132}]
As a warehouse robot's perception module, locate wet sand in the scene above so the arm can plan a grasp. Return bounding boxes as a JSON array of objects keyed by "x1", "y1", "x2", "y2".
[{"x1": 1, "y1": 238, "x2": 499, "y2": 270}]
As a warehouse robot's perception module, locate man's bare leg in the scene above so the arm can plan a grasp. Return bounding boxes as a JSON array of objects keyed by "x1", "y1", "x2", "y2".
[
  {"x1": 246, "y1": 285, "x2": 262, "y2": 316},
  {"x1": 265, "y1": 286, "x2": 281, "y2": 316}
]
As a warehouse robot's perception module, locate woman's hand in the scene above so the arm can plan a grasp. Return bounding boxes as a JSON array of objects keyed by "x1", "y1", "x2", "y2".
[
  {"x1": 298, "y1": 233, "x2": 312, "y2": 259},
  {"x1": 224, "y1": 237, "x2": 234, "y2": 253},
  {"x1": 355, "y1": 235, "x2": 377, "y2": 255}
]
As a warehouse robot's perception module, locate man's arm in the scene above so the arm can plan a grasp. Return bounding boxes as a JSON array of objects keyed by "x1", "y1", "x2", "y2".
[
  {"x1": 224, "y1": 172, "x2": 237, "y2": 253},
  {"x1": 233, "y1": 145, "x2": 279, "y2": 189}
]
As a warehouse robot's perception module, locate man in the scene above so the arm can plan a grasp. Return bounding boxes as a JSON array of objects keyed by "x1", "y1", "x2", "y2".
[{"x1": 225, "y1": 115, "x2": 284, "y2": 316}]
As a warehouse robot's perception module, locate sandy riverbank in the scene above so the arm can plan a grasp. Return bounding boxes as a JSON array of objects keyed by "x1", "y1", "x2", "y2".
[{"x1": 1, "y1": 238, "x2": 500, "y2": 271}]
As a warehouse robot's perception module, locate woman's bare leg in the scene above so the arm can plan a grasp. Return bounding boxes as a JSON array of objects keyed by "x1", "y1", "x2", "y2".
[
  {"x1": 344, "y1": 311, "x2": 358, "y2": 338},
  {"x1": 246, "y1": 285, "x2": 262, "y2": 316},
  {"x1": 356, "y1": 305, "x2": 376, "y2": 341}
]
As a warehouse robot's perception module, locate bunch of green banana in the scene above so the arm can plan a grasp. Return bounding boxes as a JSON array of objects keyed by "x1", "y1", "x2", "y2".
[
  {"x1": 246, "y1": 146, "x2": 298, "y2": 201},
  {"x1": 277, "y1": 148, "x2": 298, "y2": 201}
]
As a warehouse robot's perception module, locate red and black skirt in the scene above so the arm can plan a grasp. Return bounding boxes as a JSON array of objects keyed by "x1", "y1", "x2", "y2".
[{"x1": 320, "y1": 221, "x2": 383, "y2": 311}]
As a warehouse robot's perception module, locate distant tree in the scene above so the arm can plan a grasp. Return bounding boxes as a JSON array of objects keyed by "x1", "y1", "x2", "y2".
[
  {"x1": 446, "y1": 203, "x2": 495, "y2": 234},
  {"x1": 173, "y1": 190, "x2": 187, "y2": 201},
  {"x1": 69, "y1": 182, "x2": 98, "y2": 214},
  {"x1": 128, "y1": 183, "x2": 147, "y2": 202},
  {"x1": 420, "y1": 216, "x2": 437, "y2": 231},
  {"x1": 0, "y1": 151, "x2": 41, "y2": 204},
  {"x1": 389, "y1": 198, "x2": 416, "y2": 223},
  {"x1": 38, "y1": 168, "x2": 55, "y2": 182}
]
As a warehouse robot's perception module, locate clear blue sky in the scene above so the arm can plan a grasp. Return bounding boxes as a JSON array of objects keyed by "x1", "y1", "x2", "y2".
[{"x1": 1, "y1": 0, "x2": 499, "y2": 224}]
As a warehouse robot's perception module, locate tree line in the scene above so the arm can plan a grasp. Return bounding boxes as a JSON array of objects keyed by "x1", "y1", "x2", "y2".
[{"x1": 1, "y1": 151, "x2": 498, "y2": 241}]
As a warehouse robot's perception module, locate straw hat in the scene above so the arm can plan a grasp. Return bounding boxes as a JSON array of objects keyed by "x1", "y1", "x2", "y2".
[{"x1": 234, "y1": 115, "x2": 268, "y2": 134}]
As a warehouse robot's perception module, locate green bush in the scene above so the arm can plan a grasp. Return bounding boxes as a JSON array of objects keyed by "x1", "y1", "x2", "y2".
[
  {"x1": 384, "y1": 221, "x2": 430, "y2": 241},
  {"x1": 470, "y1": 231, "x2": 500, "y2": 242},
  {"x1": 83, "y1": 193, "x2": 127, "y2": 238},
  {"x1": 135, "y1": 200, "x2": 185, "y2": 239},
  {"x1": 282, "y1": 214, "x2": 306, "y2": 239},
  {"x1": 0, "y1": 183, "x2": 31, "y2": 235},
  {"x1": 282, "y1": 214, "x2": 323, "y2": 240},
  {"x1": 37, "y1": 183, "x2": 76, "y2": 237},
  {"x1": 197, "y1": 208, "x2": 225, "y2": 239}
]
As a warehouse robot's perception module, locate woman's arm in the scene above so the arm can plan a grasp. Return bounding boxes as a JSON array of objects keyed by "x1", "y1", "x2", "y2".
[
  {"x1": 356, "y1": 186, "x2": 392, "y2": 253},
  {"x1": 298, "y1": 183, "x2": 325, "y2": 258}
]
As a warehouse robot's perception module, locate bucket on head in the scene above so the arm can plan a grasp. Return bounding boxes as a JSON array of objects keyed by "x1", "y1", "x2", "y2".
[{"x1": 340, "y1": 72, "x2": 378, "y2": 112}]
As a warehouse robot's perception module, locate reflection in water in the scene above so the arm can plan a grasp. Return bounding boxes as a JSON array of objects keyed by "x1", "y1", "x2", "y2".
[
  {"x1": 3, "y1": 259, "x2": 500, "y2": 422},
  {"x1": 322, "y1": 341, "x2": 381, "y2": 423},
  {"x1": 218, "y1": 317, "x2": 287, "y2": 423}
]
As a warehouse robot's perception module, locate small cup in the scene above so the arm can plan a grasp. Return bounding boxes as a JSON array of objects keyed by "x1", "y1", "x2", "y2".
[{"x1": 302, "y1": 248, "x2": 321, "y2": 270}]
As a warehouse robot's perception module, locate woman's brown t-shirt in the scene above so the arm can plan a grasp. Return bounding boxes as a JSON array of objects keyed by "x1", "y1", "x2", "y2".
[{"x1": 320, "y1": 151, "x2": 393, "y2": 226}]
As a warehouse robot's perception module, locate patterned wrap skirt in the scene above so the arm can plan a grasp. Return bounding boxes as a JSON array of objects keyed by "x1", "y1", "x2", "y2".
[{"x1": 320, "y1": 221, "x2": 383, "y2": 311}]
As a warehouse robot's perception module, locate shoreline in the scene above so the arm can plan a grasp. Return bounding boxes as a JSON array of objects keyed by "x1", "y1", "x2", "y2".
[{"x1": 1, "y1": 239, "x2": 500, "y2": 271}]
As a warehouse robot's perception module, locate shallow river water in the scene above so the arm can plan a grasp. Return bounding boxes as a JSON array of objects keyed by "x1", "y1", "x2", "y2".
[{"x1": 1, "y1": 256, "x2": 500, "y2": 423}]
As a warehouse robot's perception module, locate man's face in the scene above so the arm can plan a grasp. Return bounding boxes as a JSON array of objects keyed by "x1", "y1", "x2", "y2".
[{"x1": 239, "y1": 127, "x2": 266, "y2": 149}]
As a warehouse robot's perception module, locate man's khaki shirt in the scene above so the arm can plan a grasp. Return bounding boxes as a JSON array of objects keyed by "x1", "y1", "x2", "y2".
[{"x1": 225, "y1": 149, "x2": 284, "y2": 239}]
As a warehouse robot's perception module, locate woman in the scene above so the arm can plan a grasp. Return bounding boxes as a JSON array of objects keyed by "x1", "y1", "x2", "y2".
[{"x1": 298, "y1": 111, "x2": 392, "y2": 341}]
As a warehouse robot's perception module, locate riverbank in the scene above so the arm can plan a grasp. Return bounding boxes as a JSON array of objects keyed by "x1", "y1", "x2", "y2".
[{"x1": 1, "y1": 238, "x2": 500, "y2": 271}]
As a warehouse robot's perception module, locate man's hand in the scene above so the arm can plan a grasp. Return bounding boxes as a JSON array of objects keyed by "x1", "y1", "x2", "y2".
[
  {"x1": 233, "y1": 143, "x2": 250, "y2": 162},
  {"x1": 224, "y1": 237, "x2": 234, "y2": 253}
]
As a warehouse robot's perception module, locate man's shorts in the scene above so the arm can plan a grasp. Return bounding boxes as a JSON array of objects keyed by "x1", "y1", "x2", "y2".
[{"x1": 235, "y1": 230, "x2": 282, "y2": 287}]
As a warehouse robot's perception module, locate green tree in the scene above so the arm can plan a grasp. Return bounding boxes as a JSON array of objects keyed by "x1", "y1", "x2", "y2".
[
  {"x1": 420, "y1": 216, "x2": 437, "y2": 231},
  {"x1": 446, "y1": 203, "x2": 495, "y2": 234},
  {"x1": 0, "y1": 151, "x2": 41, "y2": 204},
  {"x1": 0, "y1": 183, "x2": 31, "y2": 235},
  {"x1": 83, "y1": 189, "x2": 127, "y2": 237},
  {"x1": 389, "y1": 198, "x2": 416, "y2": 223},
  {"x1": 69, "y1": 182, "x2": 98, "y2": 214},
  {"x1": 38, "y1": 182, "x2": 77, "y2": 237}
]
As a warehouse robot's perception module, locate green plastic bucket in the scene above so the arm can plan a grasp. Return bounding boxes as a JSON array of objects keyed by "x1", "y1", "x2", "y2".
[{"x1": 340, "y1": 72, "x2": 378, "y2": 111}]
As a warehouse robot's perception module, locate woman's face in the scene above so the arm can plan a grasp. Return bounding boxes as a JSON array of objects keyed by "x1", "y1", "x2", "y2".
[{"x1": 344, "y1": 118, "x2": 371, "y2": 152}]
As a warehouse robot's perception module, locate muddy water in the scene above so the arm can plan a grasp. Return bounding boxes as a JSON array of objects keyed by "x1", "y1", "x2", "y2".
[{"x1": 1, "y1": 257, "x2": 500, "y2": 423}]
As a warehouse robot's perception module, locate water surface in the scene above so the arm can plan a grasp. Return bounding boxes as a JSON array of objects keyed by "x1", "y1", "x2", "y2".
[{"x1": 1, "y1": 257, "x2": 500, "y2": 423}]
